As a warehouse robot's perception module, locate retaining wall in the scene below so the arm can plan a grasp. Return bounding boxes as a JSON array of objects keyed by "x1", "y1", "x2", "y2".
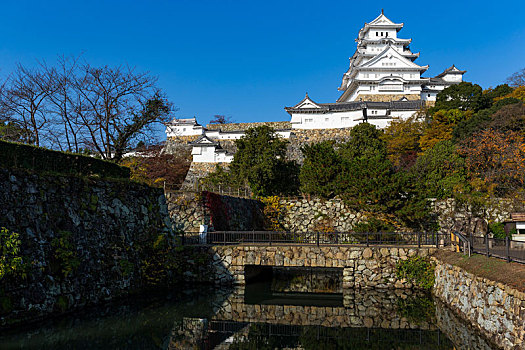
[
  {"x1": 433, "y1": 259, "x2": 525, "y2": 349},
  {"x1": 166, "y1": 191, "x2": 264, "y2": 232},
  {"x1": 0, "y1": 168, "x2": 175, "y2": 326}
]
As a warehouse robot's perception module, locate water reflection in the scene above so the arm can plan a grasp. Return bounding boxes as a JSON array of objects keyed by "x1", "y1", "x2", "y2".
[{"x1": 0, "y1": 285, "x2": 497, "y2": 349}]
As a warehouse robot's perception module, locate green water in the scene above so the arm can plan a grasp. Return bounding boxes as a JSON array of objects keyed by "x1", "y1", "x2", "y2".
[{"x1": 0, "y1": 285, "x2": 496, "y2": 349}]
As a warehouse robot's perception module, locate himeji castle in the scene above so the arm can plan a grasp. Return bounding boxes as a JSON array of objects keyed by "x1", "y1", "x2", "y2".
[
  {"x1": 285, "y1": 10, "x2": 466, "y2": 129},
  {"x1": 166, "y1": 10, "x2": 466, "y2": 163}
]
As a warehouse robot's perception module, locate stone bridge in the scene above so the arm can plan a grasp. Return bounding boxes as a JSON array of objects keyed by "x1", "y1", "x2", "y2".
[{"x1": 205, "y1": 245, "x2": 436, "y2": 288}]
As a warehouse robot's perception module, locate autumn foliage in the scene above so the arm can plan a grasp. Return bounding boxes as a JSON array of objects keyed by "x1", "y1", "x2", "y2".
[
  {"x1": 459, "y1": 129, "x2": 525, "y2": 195},
  {"x1": 120, "y1": 145, "x2": 191, "y2": 189}
]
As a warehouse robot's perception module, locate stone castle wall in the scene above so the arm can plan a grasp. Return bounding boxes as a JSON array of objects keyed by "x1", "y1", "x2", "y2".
[
  {"x1": 166, "y1": 191, "x2": 264, "y2": 232},
  {"x1": 281, "y1": 197, "x2": 521, "y2": 235},
  {"x1": 279, "y1": 198, "x2": 364, "y2": 232},
  {"x1": 205, "y1": 121, "x2": 291, "y2": 131},
  {"x1": 433, "y1": 259, "x2": 525, "y2": 350},
  {"x1": 0, "y1": 168, "x2": 175, "y2": 326},
  {"x1": 287, "y1": 128, "x2": 353, "y2": 162},
  {"x1": 181, "y1": 162, "x2": 225, "y2": 191},
  {"x1": 168, "y1": 193, "x2": 521, "y2": 236},
  {"x1": 432, "y1": 198, "x2": 522, "y2": 236},
  {"x1": 435, "y1": 299, "x2": 497, "y2": 350},
  {"x1": 164, "y1": 135, "x2": 200, "y2": 155}
]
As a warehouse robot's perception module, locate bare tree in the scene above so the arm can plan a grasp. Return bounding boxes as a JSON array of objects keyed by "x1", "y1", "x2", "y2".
[
  {"x1": 46, "y1": 56, "x2": 85, "y2": 152},
  {"x1": 0, "y1": 64, "x2": 59, "y2": 146},
  {"x1": 506, "y1": 68, "x2": 525, "y2": 87},
  {"x1": 0, "y1": 59, "x2": 172, "y2": 160},
  {"x1": 209, "y1": 114, "x2": 233, "y2": 124},
  {"x1": 72, "y1": 63, "x2": 171, "y2": 161}
]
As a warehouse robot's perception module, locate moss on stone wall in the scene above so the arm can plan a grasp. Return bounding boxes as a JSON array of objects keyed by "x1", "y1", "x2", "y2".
[{"x1": 0, "y1": 167, "x2": 184, "y2": 327}]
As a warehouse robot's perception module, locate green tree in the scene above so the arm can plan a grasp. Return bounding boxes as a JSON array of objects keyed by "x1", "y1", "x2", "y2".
[
  {"x1": 299, "y1": 141, "x2": 341, "y2": 198},
  {"x1": 410, "y1": 140, "x2": 468, "y2": 199},
  {"x1": 452, "y1": 98, "x2": 522, "y2": 141},
  {"x1": 337, "y1": 123, "x2": 399, "y2": 214},
  {"x1": 432, "y1": 82, "x2": 489, "y2": 112},
  {"x1": 200, "y1": 164, "x2": 242, "y2": 190},
  {"x1": 229, "y1": 126, "x2": 299, "y2": 196},
  {"x1": 483, "y1": 84, "x2": 514, "y2": 102}
]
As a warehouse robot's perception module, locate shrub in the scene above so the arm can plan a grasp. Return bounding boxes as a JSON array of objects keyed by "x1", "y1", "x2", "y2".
[
  {"x1": 51, "y1": 230, "x2": 80, "y2": 279},
  {"x1": 488, "y1": 222, "x2": 515, "y2": 239},
  {"x1": 0, "y1": 227, "x2": 27, "y2": 281},
  {"x1": 396, "y1": 256, "x2": 435, "y2": 290}
]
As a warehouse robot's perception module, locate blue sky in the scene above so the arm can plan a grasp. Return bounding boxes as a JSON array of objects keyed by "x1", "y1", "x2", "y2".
[{"x1": 1, "y1": 0, "x2": 524, "y2": 138}]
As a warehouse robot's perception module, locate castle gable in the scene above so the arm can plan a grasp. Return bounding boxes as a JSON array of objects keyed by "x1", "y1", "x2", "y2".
[{"x1": 359, "y1": 46, "x2": 427, "y2": 71}]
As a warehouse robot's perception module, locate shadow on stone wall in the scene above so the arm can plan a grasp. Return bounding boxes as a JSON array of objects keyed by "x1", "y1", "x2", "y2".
[
  {"x1": 166, "y1": 191, "x2": 264, "y2": 232},
  {"x1": 0, "y1": 168, "x2": 178, "y2": 327}
]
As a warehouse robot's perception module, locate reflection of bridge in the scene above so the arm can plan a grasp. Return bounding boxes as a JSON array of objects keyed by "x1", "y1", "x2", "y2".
[
  {"x1": 211, "y1": 288, "x2": 435, "y2": 330},
  {"x1": 169, "y1": 288, "x2": 459, "y2": 349}
]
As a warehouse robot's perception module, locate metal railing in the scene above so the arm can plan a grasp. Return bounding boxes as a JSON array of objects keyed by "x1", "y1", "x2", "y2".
[
  {"x1": 470, "y1": 235, "x2": 525, "y2": 264},
  {"x1": 450, "y1": 231, "x2": 525, "y2": 264},
  {"x1": 183, "y1": 231, "x2": 449, "y2": 248},
  {"x1": 450, "y1": 231, "x2": 471, "y2": 257}
]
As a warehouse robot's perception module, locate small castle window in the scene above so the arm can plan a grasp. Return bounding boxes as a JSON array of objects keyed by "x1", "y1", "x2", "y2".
[
  {"x1": 428, "y1": 94, "x2": 431, "y2": 97},
  {"x1": 376, "y1": 32, "x2": 379, "y2": 36},
  {"x1": 385, "y1": 32, "x2": 388, "y2": 37},
  {"x1": 381, "y1": 32, "x2": 383, "y2": 36}
]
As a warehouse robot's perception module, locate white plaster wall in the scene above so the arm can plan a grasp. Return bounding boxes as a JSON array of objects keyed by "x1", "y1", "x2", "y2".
[
  {"x1": 291, "y1": 110, "x2": 366, "y2": 129},
  {"x1": 193, "y1": 148, "x2": 233, "y2": 163},
  {"x1": 202, "y1": 130, "x2": 290, "y2": 141},
  {"x1": 192, "y1": 146, "x2": 217, "y2": 163},
  {"x1": 442, "y1": 74, "x2": 462, "y2": 83},
  {"x1": 166, "y1": 125, "x2": 204, "y2": 137},
  {"x1": 217, "y1": 132, "x2": 244, "y2": 140},
  {"x1": 291, "y1": 109, "x2": 417, "y2": 130}
]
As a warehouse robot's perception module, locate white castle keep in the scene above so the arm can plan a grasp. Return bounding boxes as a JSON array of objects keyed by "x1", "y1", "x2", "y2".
[{"x1": 166, "y1": 11, "x2": 465, "y2": 163}]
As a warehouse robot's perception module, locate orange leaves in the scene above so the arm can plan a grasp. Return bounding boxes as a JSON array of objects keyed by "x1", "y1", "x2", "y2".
[
  {"x1": 459, "y1": 129, "x2": 525, "y2": 195},
  {"x1": 419, "y1": 109, "x2": 472, "y2": 153}
]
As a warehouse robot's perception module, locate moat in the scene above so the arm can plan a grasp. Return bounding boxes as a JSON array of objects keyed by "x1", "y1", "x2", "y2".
[{"x1": 0, "y1": 269, "x2": 497, "y2": 349}]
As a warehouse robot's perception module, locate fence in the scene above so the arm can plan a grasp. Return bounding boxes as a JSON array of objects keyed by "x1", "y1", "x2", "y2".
[
  {"x1": 182, "y1": 231, "x2": 449, "y2": 248},
  {"x1": 451, "y1": 232, "x2": 525, "y2": 264}
]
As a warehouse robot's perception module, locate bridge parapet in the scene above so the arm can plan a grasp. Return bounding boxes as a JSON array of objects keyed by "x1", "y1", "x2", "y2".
[{"x1": 208, "y1": 245, "x2": 436, "y2": 288}]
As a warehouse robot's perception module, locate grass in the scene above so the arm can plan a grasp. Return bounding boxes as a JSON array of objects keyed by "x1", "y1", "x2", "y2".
[{"x1": 434, "y1": 250, "x2": 525, "y2": 292}]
